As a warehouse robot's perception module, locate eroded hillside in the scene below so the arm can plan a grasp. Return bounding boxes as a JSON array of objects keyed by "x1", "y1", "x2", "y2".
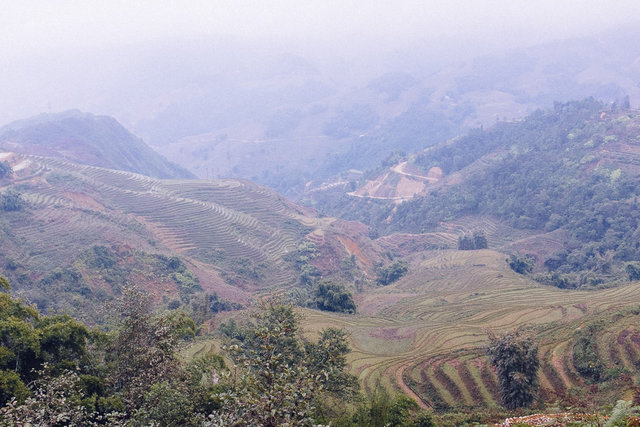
[{"x1": 0, "y1": 152, "x2": 382, "y2": 321}]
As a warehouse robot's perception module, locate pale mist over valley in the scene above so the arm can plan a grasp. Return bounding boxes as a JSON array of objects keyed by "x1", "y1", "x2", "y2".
[{"x1": 2, "y1": 1, "x2": 640, "y2": 425}]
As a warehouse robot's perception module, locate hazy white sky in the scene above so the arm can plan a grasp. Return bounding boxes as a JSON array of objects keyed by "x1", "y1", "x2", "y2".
[
  {"x1": 1, "y1": 0, "x2": 639, "y2": 126},
  {"x1": 2, "y1": 0, "x2": 639, "y2": 56}
]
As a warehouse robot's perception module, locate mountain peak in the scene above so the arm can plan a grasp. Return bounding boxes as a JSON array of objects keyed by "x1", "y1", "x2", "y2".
[{"x1": 0, "y1": 111, "x2": 194, "y2": 179}]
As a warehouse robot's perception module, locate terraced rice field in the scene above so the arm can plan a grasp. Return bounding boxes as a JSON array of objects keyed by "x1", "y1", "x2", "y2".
[
  {"x1": 3, "y1": 153, "x2": 326, "y2": 288},
  {"x1": 299, "y1": 249, "x2": 640, "y2": 408}
]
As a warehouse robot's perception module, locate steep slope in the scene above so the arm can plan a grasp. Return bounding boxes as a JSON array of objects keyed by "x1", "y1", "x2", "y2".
[
  {"x1": 0, "y1": 110, "x2": 194, "y2": 179},
  {"x1": 0, "y1": 152, "x2": 381, "y2": 322},
  {"x1": 312, "y1": 99, "x2": 640, "y2": 288}
]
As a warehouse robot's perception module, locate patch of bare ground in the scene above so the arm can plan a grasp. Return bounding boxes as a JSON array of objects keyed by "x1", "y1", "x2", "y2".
[
  {"x1": 502, "y1": 228, "x2": 568, "y2": 270},
  {"x1": 188, "y1": 259, "x2": 250, "y2": 305},
  {"x1": 355, "y1": 292, "x2": 417, "y2": 316},
  {"x1": 63, "y1": 191, "x2": 106, "y2": 211},
  {"x1": 395, "y1": 175, "x2": 426, "y2": 199},
  {"x1": 337, "y1": 235, "x2": 373, "y2": 269},
  {"x1": 495, "y1": 413, "x2": 605, "y2": 426},
  {"x1": 376, "y1": 233, "x2": 454, "y2": 256},
  {"x1": 369, "y1": 327, "x2": 416, "y2": 341}
]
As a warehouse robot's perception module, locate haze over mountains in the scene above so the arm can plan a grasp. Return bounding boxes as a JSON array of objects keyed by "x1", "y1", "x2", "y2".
[
  {"x1": 0, "y1": 110, "x2": 193, "y2": 179},
  {"x1": 3, "y1": 25, "x2": 640, "y2": 197},
  {"x1": 4, "y1": 3, "x2": 640, "y2": 422}
]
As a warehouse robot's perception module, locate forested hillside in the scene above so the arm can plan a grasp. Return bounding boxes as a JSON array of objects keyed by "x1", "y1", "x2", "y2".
[{"x1": 313, "y1": 99, "x2": 640, "y2": 289}]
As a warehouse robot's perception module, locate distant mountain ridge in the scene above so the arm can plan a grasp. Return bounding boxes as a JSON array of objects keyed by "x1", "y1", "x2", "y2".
[{"x1": 0, "y1": 110, "x2": 194, "y2": 179}]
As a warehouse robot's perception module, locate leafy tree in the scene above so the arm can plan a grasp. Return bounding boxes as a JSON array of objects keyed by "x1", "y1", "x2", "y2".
[
  {"x1": 507, "y1": 254, "x2": 535, "y2": 274},
  {"x1": 0, "y1": 190, "x2": 24, "y2": 211},
  {"x1": 458, "y1": 231, "x2": 488, "y2": 250},
  {"x1": 305, "y1": 328, "x2": 358, "y2": 400},
  {"x1": 487, "y1": 330, "x2": 539, "y2": 409},
  {"x1": 348, "y1": 383, "x2": 431, "y2": 427},
  {"x1": 376, "y1": 260, "x2": 409, "y2": 286},
  {"x1": 312, "y1": 281, "x2": 356, "y2": 314},
  {"x1": 626, "y1": 262, "x2": 640, "y2": 281},
  {"x1": 473, "y1": 231, "x2": 488, "y2": 249},
  {"x1": 210, "y1": 300, "x2": 358, "y2": 426},
  {"x1": 573, "y1": 321, "x2": 605, "y2": 383},
  {"x1": 458, "y1": 234, "x2": 475, "y2": 250},
  {"x1": 107, "y1": 286, "x2": 192, "y2": 411},
  {"x1": 0, "y1": 276, "x2": 9, "y2": 292}
]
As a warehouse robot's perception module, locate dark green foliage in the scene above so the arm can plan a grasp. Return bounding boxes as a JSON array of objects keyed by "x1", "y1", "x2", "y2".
[
  {"x1": 573, "y1": 321, "x2": 605, "y2": 383},
  {"x1": 84, "y1": 245, "x2": 117, "y2": 269},
  {"x1": 383, "y1": 100, "x2": 640, "y2": 287},
  {"x1": 487, "y1": 330, "x2": 539, "y2": 410},
  {"x1": 217, "y1": 319, "x2": 247, "y2": 343},
  {"x1": 458, "y1": 231, "x2": 488, "y2": 250},
  {"x1": 188, "y1": 292, "x2": 242, "y2": 325},
  {"x1": 376, "y1": 260, "x2": 409, "y2": 286},
  {"x1": 0, "y1": 190, "x2": 24, "y2": 211},
  {"x1": 0, "y1": 370, "x2": 29, "y2": 406},
  {"x1": 0, "y1": 276, "x2": 9, "y2": 292},
  {"x1": 220, "y1": 256, "x2": 267, "y2": 286},
  {"x1": 0, "y1": 161, "x2": 12, "y2": 180},
  {"x1": 133, "y1": 381, "x2": 199, "y2": 427},
  {"x1": 0, "y1": 277, "x2": 94, "y2": 407},
  {"x1": 285, "y1": 241, "x2": 323, "y2": 286},
  {"x1": 0, "y1": 280, "x2": 217, "y2": 425},
  {"x1": 312, "y1": 281, "x2": 356, "y2": 314},
  {"x1": 473, "y1": 231, "x2": 488, "y2": 249},
  {"x1": 507, "y1": 254, "x2": 536, "y2": 274},
  {"x1": 626, "y1": 262, "x2": 640, "y2": 281},
  {"x1": 205, "y1": 292, "x2": 241, "y2": 314}
]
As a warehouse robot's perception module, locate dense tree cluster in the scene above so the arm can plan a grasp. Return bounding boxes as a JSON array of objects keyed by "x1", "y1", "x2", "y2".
[
  {"x1": 4, "y1": 277, "x2": 422, "y2": 426},
  {"x1": 312, "y1": 280, "x2": 357, "y2": 313},
  {"x1": 286, "y1": 241, "x2": 358, "y2": 314},
  {"x1": 457, "y1": 231, "x2": 488, "y2": 250},
  {"x1": 487, "y1": 330, "x2": 539, "y2": 410},
  {"x1": 506, "y1": 254, "x2": 535, "y2": 274},
  {"x1": 572, "y1": 321, "x2": 605, "y2": 383},
  {"x1": 376, "y1": 260, "x2": 409, "y2": 286}
]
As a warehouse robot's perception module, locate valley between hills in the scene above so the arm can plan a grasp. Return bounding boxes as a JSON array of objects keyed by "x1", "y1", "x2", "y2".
[{"x1": 3, "y1": 104, "x2": 640, "y2": 418}]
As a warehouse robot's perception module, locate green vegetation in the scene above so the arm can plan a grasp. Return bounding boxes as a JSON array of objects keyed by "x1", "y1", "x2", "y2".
[
  {"x1": 212, "y1": 301, "x2": 360, "y2": 425},
  {"x1": 507, "y1": 254, "x2": 535, "y2": 274},
  {"x1": 376, "y1": 99, "x2": 640, "y2": 288},
  {"x1": 457, "y1": 231, "x2": 488, "y2": 250},
  {"x1": 573, "y1": 321, "x2": 605, "y2": 383},
  {"x1": 487, "y1": 330, "x2": 539, "y2": 410},
  {"x1": 312, "y1": 281, "x2": 356, "y2": 314},
  {"x1": 376, "y1": 260, "x2": 409, "y2": 285},
  {"x1": 0, "y1": 190, "x2": 24, "y2": 211}
]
